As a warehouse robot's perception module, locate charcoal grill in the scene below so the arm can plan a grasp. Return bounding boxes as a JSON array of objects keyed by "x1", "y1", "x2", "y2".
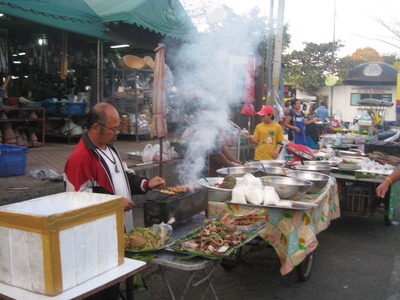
[{"x1": 143, "y1": 188, "x2": 208, "y2": 227}]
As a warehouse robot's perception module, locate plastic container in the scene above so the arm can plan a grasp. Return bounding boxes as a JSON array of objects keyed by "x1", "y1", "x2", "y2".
[
  {"x1": 43, "y1": 102, "x2": 60, "y2": 114},
  {"x1": 0, "y1": 144, "x2": 28, "y2": 177},
  {"x1": 59, "y1": 102, "x2": 87, "y2": 114},
  {"x1": 18, "y1": 101, "x2": 42, "y2": 108}
]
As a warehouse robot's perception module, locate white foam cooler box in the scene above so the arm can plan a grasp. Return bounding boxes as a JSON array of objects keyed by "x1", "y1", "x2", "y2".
[{"x1": 0, "y1": 192, "x2": 125, "y2": 296}]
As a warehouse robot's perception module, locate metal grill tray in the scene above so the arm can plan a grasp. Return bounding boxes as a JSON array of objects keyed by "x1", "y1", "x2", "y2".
[
  {"x1": 226, "y1": 201, "x2": 318, "y2": 211},
  {"x1": 166, "y1": 228, "x2": 259, "y2": 259},
  {"x1": 236, "y1": 219, "x2": 266, "y2": 232}
]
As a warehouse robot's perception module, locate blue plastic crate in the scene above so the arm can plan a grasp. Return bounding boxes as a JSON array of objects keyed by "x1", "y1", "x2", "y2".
[
  {"x1": 0, "y1": 144, "x2": 28, "y2": 177},
  {"x1": 43, "y1": 102, "x2": 60, "y2": 114},
  {"x1": 59, "y1": 102, "x2": 87, "y2": 114}
]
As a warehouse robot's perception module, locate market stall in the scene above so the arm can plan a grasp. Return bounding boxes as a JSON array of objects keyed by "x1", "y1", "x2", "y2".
[{"x1": 331, "y1": 168, "x2": 400, "y2": 224}]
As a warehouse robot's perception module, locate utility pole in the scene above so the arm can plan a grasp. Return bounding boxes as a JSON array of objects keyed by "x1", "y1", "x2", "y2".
[
  {"x1": 266, "y1": 0, "x2": 275, "y2": 106},
  {"x1": 269, "y1": 0, "x2": 285, "y2": 111},
  {"x1": 330, "y1": 0, "x2": 336, "y2": 115}
]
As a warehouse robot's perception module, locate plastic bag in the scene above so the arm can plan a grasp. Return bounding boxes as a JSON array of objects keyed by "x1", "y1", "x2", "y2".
[
  {"x1": 153, "y1": 151, "x2": 169, "y2": 162},
  {"x1": 168, "y1": 146, "x2": 179, "y2": 159},
  {"x1": 150, "y1": 222, "x2": 173, "y2": 246},
  {"x1": 29, "y1": 168, "x2": 63, "y2": 182},
  {"x1": 244, "y1": 185, "x2": 262, "y2": 205},
  {"x1": 231, "y1": 185, "x2": 247, "y2": 204},
  {"x1": 142, "y1": 144, "x2": 154, "y2": 163},
  {"x1": 263, "y1": 186, "x2": 280, "y2": 205}
]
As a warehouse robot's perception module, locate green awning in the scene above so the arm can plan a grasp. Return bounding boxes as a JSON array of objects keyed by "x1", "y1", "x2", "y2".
[
  {"x1": 0, "y1": 0, "x2": 197, "y2": 42},
  {"x1": 87, "y1": 0, "x2": 197, "y2": 41},
  {"x1": 0, "y1": 0, "x2": 108, "y2": 40}
]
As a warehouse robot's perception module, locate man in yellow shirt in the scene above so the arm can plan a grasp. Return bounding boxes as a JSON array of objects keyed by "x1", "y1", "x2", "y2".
[{"x1": 243, "y1": 105, "x2": 284, "y2": 160}]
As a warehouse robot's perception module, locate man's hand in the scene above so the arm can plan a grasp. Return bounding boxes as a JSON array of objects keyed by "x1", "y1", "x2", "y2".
[
  {"x1": 149, "y1": 176, "x2": 166, "y2": 190},
  {"x1": 123, "y1": 198, "x2": 136, "y2": 211},
  {"x1": 376, "y1": 180, "x2": 390, "y2": 199}
]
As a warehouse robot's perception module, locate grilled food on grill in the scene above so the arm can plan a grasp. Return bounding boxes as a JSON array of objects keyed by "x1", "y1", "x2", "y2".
[
  {"x1": 215, "y1": 175, "x2": 237, "y2": 189},
  {"x1": 158, "y1": 185, "x2": 190, "y2": 195}
]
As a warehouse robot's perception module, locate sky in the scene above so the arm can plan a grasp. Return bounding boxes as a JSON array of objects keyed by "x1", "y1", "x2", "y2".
[{"x1": 218, "y1": 0, "x2": 400, "y2": 58}]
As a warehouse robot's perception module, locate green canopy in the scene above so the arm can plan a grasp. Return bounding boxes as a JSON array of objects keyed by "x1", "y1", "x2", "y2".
[{"x1": 0, "y1": 0, "x2": 197, "y2": 44}]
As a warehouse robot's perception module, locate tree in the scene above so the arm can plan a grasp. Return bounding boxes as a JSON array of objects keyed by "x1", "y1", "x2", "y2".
[
  {"x1": 350, "y1": 47, "x2": 384, "y2": 62},
  {"x1": 283, "y1": 41, "x2": 343, "y2": 95},
  {"x1": 373, "y1": 17, "x2": 400, "y2": 52}
]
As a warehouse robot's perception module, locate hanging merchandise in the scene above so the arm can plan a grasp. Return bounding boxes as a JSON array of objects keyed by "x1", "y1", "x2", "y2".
[
  {"x1": 60, "y1": 31, "x2": 68, "y2": 80},
  {"x1": 240, "y1": 56, "x2": 256, "y2": 117},
  {"x1": 373, "y1": 110, "x2": 381, "y2": 124}
]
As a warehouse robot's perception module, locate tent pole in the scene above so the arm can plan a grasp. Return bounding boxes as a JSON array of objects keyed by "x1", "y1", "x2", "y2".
[
  {"x1": 96, "y1": 39, "x2": 103, "y2": 104},
  {"x1": 159, "y1": 137, "x2": 163, "y2": 177}
]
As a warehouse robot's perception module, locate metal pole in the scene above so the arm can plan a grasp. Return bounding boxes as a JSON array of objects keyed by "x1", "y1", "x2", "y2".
[
  {"x1": 330, "y1": 0, "x2": 336, "y2": 115},
  {"x1": 270, "y1": 0, "x2": 285, "y2": 107},
  {"x1": 266, "y1": 0, "x2": 275, "y2": 105}
]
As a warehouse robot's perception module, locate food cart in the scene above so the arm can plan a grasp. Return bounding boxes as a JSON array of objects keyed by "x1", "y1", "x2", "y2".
[{"x1": 206, "y1": 176, "x2": 339, "y2": 279}]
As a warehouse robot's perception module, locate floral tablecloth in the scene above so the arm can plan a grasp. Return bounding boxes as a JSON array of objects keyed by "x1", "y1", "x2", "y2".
[{"x1": 207, "y1": 177, "x2": 340, "y2": 275}]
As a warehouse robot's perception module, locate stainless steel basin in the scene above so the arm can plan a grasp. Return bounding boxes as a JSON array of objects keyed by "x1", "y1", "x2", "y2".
[
  {"x1": 285, "y1": 170, "x2": 330, "y2": 193},
  {"x1": 259, "y1": 166, "x2": 289, "y2": 176},
  {"x1": 293, "y1": 164, "x2": 331, "y2": 175},
  {"x1": 261, "y1": 176, "x2": 312, "y2": 200},
  {"x1": 216, "y1": 167, "x2": 259, "y2": 177},
  {"x1": 248, "y1": 161, "x2": 284, "y2": 169}
]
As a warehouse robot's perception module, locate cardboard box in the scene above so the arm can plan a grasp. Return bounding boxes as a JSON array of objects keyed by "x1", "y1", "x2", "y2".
[{"x1": 0, "y1": 192, "x2": 125, "y2": 296}]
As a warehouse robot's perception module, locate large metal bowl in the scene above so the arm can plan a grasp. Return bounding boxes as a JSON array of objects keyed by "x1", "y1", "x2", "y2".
[
  {"x1": 198, "y1": 177, "x2": 233, "y2": 202},
  {"x1": 261, "y1": 176, "x2": 312, "y2": 200},
  {"x1": 249, "y1": 161, "x2": 284, "y2": 169},
  {"x1": 294, "y1": 160, "x2": 331, "y2": 166},
  {"x1": 259, "y1": 166, "x2": 289, "y2": 176},
  {"x1": 285, "y1": 170, "x2": 330, "y2": 193},
  {"x1": 293, "y1": 164, "x2": 331, "y2": 175},
  {"x1": 216, "y1": 167, "x2": 259, "y2": 177}
]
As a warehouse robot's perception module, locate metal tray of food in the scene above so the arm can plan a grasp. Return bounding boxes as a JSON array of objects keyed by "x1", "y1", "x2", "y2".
[
  {"x1": 166, "y1": 227, "x2": 259, "y2": 259},
  {"x1": 236, "y1": 219, "x2": 266, "y2": 232},
  {"x1": 127, "y1": 151, "x2": 143, "y2": 160},
  {"x1": 226, "y1": 200, "x2": 318, "y2": 211},
  {"x1": 337, "y1": 163, "x2": 359, "y2": 171},
  {"x1": 198, "y1": 177, "x2": 244, "y2": 192}
]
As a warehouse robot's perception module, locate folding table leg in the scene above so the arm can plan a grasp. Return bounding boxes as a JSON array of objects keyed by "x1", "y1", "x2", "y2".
[
  {"x1": 180, "y1": 271, "x2": 198, "y2": 300},
  {"x1": 188, "y1": 259, "x2": 220, "y2": 300},
  {"x1": 200, "y1": 268, "x2": 218, "y2": 300},
  {"x1": 125, "y1": 276, "x2": 134, "y2": 300},
  {"x1": 159, "y1": 265, "x2": 177, "y2": 300}
]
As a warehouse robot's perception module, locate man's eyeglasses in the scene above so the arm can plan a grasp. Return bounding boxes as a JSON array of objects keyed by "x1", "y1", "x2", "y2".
[{"x1": 97, "y1": 123, "x2": 121, "y2": 133}]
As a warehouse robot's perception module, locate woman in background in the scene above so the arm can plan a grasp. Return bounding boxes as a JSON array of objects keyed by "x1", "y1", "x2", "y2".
[{"x1": 284, "y1": 99, "x2": 320, "y2": 146}]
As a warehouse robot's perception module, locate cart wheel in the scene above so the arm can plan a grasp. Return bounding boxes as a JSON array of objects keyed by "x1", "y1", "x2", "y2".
[
  {"x1": 221, "y1": 248, "x2": 242, "y2": 271},
  {"x1": 296, "y1": 251, "x2": 314, "y2": 282}
]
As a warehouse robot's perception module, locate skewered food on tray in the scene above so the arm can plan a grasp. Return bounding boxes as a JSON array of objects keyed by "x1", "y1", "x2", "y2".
[
  {"x1": 158, "y1": 185, "x2": 191, "y2": 195},
  {"x1": 219, "y1": 211, "x2": 265, "y2": 226}
]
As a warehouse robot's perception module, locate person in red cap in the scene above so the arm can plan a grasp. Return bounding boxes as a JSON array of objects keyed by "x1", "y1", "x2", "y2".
[{"x1": 242, "y1": 105, "x2": 284, "y2": 160}]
